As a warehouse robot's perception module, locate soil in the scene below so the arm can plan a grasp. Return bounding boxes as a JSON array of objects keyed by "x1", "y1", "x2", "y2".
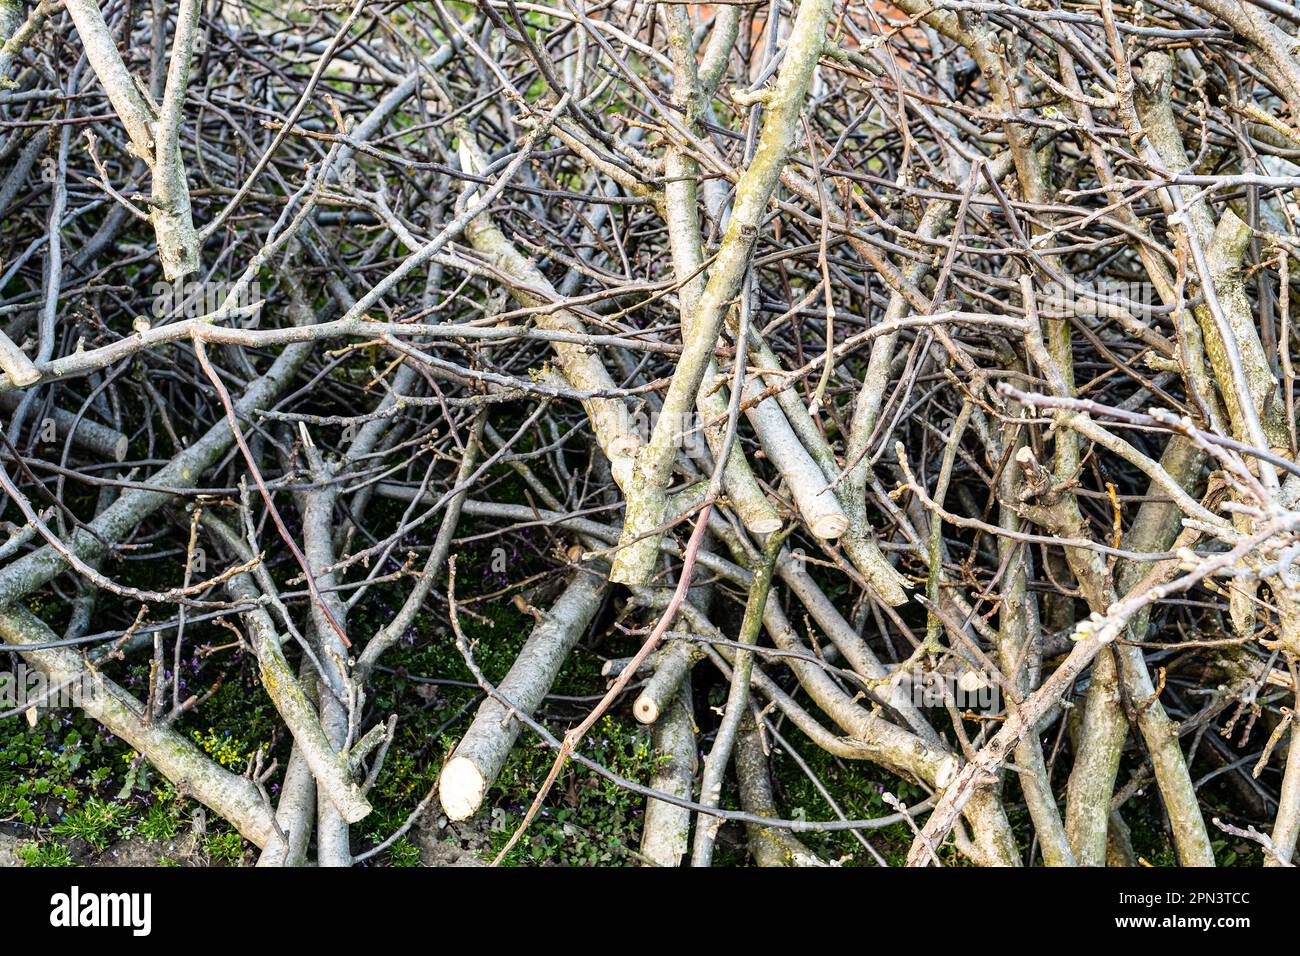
[
  {"x1": 0, "y1": 832, "x2": 20, "y2": 867},
  {"x1": 417, "y1": 812, "x2": 490, "y2": 866}
]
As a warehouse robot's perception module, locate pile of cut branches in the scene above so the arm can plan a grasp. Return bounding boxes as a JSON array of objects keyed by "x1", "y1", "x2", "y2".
[{"x1": 1, "y1": 0, "x2": 1299, "y2": 866}]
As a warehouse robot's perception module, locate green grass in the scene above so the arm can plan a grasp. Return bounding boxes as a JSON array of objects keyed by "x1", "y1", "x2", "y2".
[
  {"x1": 20, "y1": 841, "x2": 76, "y2": 867},
  {"x1": 50, "y1": 797, "x2": 131, "y2": 851}
]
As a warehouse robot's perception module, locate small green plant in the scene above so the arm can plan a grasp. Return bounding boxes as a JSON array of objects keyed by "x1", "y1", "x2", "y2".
[
  {"x1": 487, "y1": 715, "x2": 666, "y2": 866},
  {"x1": 21, "y1": 841, "x2": 76, "y2": 867},
  {"x1": 136, "y1": 800, "x2": 182, "y2": 842},
  {"x1": 204, "y1": 830, "x2": 248, "y2": 865},
  {"x1": 0, "y1": 720, "x2": 100, "y2": 827},
  {"x1": 385, "y1": 836, "x2": 422, "y2": 867},
  {"x1": 191, "y1": 727, "x2": 262, "y2": 770},
  {"x1": 50, "y1": 797, "x2": 129, "y2": 851}
]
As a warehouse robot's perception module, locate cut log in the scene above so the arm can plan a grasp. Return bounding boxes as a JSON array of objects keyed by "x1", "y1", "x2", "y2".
[
  {"x1": 634, "y1": 640, "x2": 699, "y2": 725},
  {"x1": 601, "y1": 651, "x2": 661, "y2": 679},
  {"x1": 639, "y1": 684, "x2": 696, "y2": 866},
  {"x1": 439, "y1": 570, "x2": 608, "y2": 821},
  {"x1": 0, "y1": 392, "x2": 130, "y2": 461},
  {"x1": 739, "y1": 376, "x2": 848, "y2": 539},
  {"x1": 0, "y1": 331, "x2": 38, "y2": 387}
]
